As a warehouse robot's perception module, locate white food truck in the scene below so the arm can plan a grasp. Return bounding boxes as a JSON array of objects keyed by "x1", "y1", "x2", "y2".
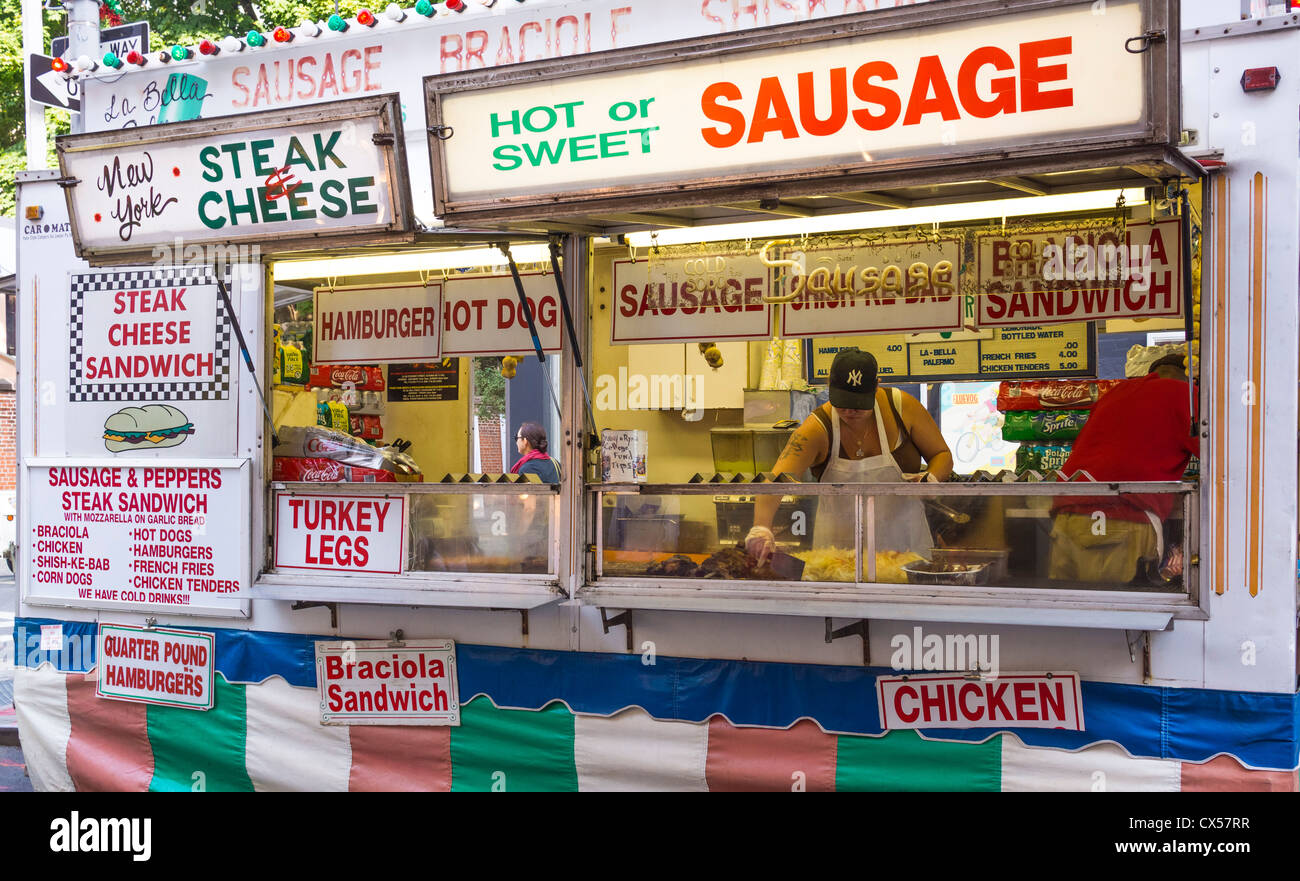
[{"x1": 8, "y1": 0, "x2": 1297, "y2": 791}]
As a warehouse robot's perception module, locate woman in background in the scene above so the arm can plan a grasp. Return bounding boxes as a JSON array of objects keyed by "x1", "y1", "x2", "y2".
[
  {"x1": 511, "y1": 421, "x2": 560, "y2": 483},
  {"x1": 510, "y1": 421, "x2": 559, "y2": 571}
]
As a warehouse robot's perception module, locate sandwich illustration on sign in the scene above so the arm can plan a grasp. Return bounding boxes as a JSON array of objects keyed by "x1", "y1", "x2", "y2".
[{"x1": 103, "y1": 405, "x2": 196, "y2": 452}]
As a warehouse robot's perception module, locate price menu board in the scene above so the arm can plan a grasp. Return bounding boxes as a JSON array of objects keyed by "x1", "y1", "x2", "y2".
[
  {"x1": 808, "y1": 324, "x2": 1095, "y2": 385},
  {"x1": 24, "y1": 461, "x2": 250, "y2": 616}
]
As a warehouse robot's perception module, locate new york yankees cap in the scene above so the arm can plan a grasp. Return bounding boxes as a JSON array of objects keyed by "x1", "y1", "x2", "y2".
[{"x1": 828, "y1": 348, "x2": 879, "y2": 410}]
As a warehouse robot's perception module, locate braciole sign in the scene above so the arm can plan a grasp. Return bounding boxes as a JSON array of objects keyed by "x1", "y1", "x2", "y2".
[{"x1": 57, "y1": 95, "x2": 412, "y2": 263}]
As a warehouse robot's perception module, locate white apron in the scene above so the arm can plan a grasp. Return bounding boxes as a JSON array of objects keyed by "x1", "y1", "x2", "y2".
[{"x1": 813, "y1": 405, "x2": 934, "y2": 560}]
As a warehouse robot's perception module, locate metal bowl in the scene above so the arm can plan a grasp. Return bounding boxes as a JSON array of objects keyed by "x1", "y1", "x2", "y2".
[{"x1": 902, "y1": 561, "x2": 991, "y2": 586}]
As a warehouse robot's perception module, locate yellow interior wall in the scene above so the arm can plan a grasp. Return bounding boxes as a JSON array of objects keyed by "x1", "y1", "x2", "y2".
[
  {"x1": 381, "y1": 363, "x2": 472, "y2": 478},
  {"x1": 591, "y1": 249, "x2": 750, "y2": 549},
  {"x1": 590, "y1": 248, "x2": 744, "y2": 485}
]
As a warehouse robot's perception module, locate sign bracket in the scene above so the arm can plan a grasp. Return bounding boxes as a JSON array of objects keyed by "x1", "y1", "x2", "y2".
[
  {"x1": 496, "y1": 242, "x2": 565, "y2": 428},
  {"x1": 291, "y1": 600, "x2": 339, "y2": 629},
  {"x1": 547, "y1": 238, "x2": 599, "y2": 450},
  {"x1": 825, "y1": 617, "x2": 870, "y2": 667},
  {"x1": 599, "y1": 607, "x2": 634, "y2": 653}
]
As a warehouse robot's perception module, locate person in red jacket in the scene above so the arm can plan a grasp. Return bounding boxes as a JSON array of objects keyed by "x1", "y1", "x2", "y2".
[{"x1": 1049, "y1": 354, "x2": 1199, "y2": 584}]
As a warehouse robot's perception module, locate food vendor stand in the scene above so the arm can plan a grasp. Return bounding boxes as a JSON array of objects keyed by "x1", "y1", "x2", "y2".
[{"x1": 9, "y1": 0, "x2": 1298, "y2": 790}]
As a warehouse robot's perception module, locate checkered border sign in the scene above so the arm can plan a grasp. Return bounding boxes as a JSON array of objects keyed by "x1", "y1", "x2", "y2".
[{"x1": 69, "y1": 266, "x2": 234, "y2": 403}]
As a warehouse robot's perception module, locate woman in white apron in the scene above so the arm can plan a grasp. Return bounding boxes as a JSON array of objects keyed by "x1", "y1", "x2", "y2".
[{"x1": 747, "y1": 348, "x2": 953, "y2": 571}]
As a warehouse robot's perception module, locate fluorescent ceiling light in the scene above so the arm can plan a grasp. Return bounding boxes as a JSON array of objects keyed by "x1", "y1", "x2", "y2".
[
  {"x1": 273, "y1": 244, "x2": 552, "y2": 281},
  {"x1": 624, "y1": 189, "x2": 1148, "y2": 248}
]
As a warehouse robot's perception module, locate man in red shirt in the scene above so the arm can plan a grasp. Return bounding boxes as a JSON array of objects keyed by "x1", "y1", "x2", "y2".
[{"x1": 1050, "y1": 354, "x2": 1199, "y2": 584}]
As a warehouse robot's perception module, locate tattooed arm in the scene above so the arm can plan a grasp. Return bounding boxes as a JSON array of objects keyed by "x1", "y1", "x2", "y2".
[{"x1": 748, "y1": 416, "x2": 827, "y2": 562}]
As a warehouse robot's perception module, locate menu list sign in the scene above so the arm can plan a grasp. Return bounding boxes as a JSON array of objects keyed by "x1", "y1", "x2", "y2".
[
  {"x1": 26, "y1": 463, "x2": 249, "y2": 614},
  {"x1": 808, "y1": 324, "x2": 1094, "y2": 384},
  {"x1": 386, "y1": 360, "x2": 460, "y2": 403}
]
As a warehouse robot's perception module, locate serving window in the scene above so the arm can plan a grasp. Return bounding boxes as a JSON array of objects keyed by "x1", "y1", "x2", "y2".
[
  {"x1": 254, "y1": 239, "x2": 572, "y2": 608},
  {"x1": 581, "y1": 183, "x2": 1206, "y2": 625}
]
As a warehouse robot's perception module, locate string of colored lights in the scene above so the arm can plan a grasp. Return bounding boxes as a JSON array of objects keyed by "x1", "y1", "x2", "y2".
[{"x1": 57, "y1": 0, "x2": 530, "y2": 74}]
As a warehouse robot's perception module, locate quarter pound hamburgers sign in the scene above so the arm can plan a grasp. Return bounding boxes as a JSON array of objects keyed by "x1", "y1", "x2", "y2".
[
  {"x1": 426, "y1": 0, "x2": 1172, "y2": 222},
  {"x1": 57, "y1": 94, "x2": 414, "y2": 264}
]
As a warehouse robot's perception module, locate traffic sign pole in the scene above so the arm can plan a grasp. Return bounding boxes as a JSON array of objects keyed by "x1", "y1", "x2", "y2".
[{"x1": 21, "y1": 0, "x2": 46, "y2": 168}]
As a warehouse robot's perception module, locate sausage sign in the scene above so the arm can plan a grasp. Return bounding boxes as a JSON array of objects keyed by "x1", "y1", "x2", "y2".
[
  {"x1": 429, "y1": 0, "x2": 1152, "y2": 219},
  {"x1": 611, "y1": 248, "x2": 773, "y2": 343}
]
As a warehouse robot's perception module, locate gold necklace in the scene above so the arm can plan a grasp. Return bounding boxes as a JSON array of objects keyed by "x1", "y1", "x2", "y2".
[{"x1": 840, "y1": 416, "x2": 873, "y2": 458}]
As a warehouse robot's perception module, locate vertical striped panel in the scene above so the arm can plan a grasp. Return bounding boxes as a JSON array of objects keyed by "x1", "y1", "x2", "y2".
[
  {"x1": 11, "y1": 666, "x2": 74, "y2": 792},
  {"x1": 65, "y1": 671, "x2": 153, "y2": 792},
  {"x1": 1179, "y1": 755, "x2": 1298, "y2": 792},
  {"x1": 349, "y1": 726, "x2": 452, "y2": 792},
  {"x1": 1000, "y1": 739, "x2": 1179, "y2": 792},
  {"x1": 836, "y1": 731, "x2": 1001, "y2": 791},
  {"x1": 1212, "y1": 174, "x2": 1230, "y2": 594},
  {"x1": 573, "y1": 709, "x2": 709, "y2": 791},
  {"x1": 705, "y1": 718, "x2": 836, "y2": 792},
  {"x1": 450, "y1": 699, "x2": 577, "y2": 792},
  {"x1": 1246, "y1": 172, "x2": 1267, "y2": 596},
  {"x1": 147, "y1": 674, "x2": 253, "y2": 792},
  {"x1": 246, "y1": 677, "x2": 351, "y2": 792}
]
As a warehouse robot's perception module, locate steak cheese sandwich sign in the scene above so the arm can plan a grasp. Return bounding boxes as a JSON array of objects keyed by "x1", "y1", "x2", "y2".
[
  {"x1": 56, "y1": 94, "x2": 413, "y2": 264},
  {"x1": 65, "y1": 265, "x2": 239, "y2": 459}
]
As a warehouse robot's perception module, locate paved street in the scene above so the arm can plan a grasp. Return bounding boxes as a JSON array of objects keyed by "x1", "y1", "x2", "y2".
[{"x1": 0, "y1": 575, "x2": 30, "y2": 791}]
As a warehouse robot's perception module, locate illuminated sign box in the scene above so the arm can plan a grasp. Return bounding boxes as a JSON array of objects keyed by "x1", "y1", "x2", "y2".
[
  {"x1": 425, "y1": 0, "x2": 1178, "y2": 223},
  {"x1": 57, "y1": 94, "x2": 415, "y2": 265}
]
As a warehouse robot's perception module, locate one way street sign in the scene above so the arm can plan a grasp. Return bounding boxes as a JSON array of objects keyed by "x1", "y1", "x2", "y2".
[
  {"x1": 52, "y1": 21, "x2": 148, "y2": 61},
  {"x1": 28, "y1": 54, "x2": 80, "y2": 112}
]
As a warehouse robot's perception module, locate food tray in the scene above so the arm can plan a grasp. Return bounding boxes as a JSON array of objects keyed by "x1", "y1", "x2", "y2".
[
  {"x1": 930, "y1": 548, "x2": 1009, "y2": 581},
  {"x1": 902, "y1": 561, "x2": 991, "y2": 586}
]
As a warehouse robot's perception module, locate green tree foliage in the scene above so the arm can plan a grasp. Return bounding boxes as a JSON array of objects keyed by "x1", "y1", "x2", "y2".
[
  {"x1": 473, "y1": 357, "x2": 506, "y2": 423},
  {"x1": 2, "y1": 0, "x2": 433, "y2": 212}
]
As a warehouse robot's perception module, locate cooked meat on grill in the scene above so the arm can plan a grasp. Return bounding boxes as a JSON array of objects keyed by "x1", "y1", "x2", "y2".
[
  {"x1": 645, "y1": 554, "x2": 699, "y2": 577},
  {"x1": 695, "y1": 546, "x2": 778, "y2": 580}
]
